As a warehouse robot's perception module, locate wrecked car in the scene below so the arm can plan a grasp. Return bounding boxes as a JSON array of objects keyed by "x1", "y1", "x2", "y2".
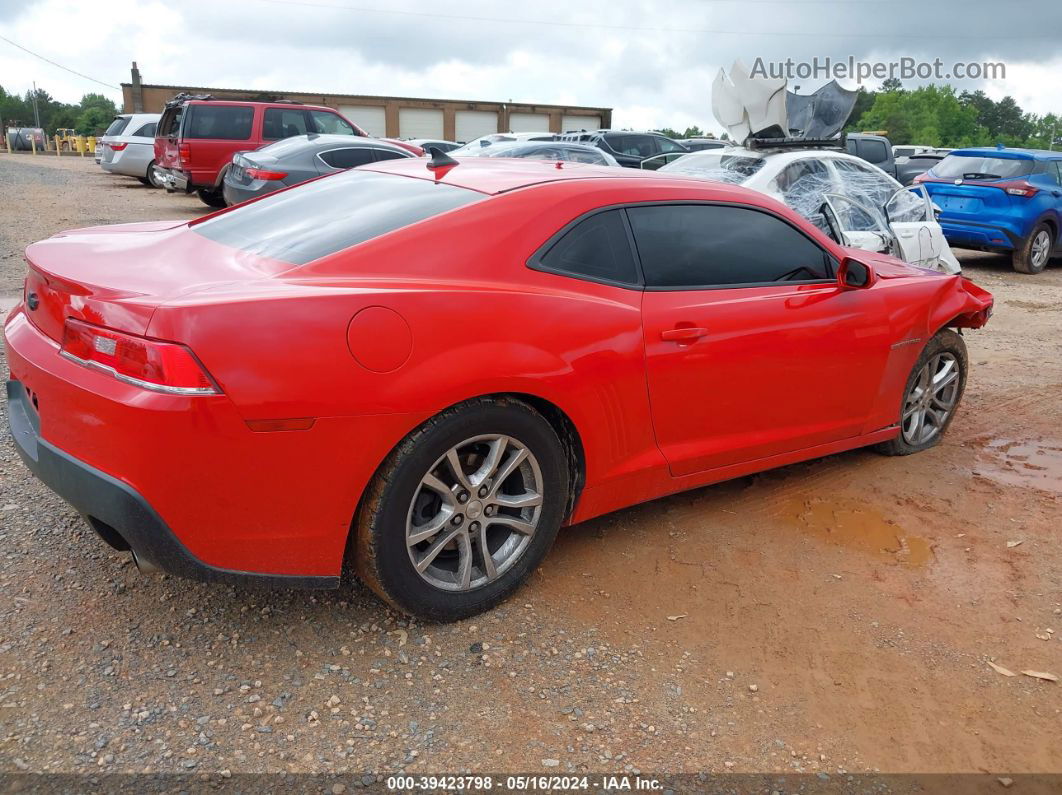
[{"x1": 659, "y1": 146, "x2": 963, "y2": 273}]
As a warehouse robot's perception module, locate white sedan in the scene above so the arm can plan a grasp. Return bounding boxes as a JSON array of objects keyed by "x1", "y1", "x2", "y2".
[{"x1": 657, "y1": 147, "x2": 962, "y2": 274}]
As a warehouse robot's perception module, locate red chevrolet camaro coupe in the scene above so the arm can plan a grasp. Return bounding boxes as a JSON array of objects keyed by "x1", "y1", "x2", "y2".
[{"x1": 4, "y1": 157, "x2": 993, "y2": 620}]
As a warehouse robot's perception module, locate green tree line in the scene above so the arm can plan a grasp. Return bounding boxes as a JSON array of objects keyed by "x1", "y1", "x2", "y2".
[
  {"x1": 0, "y1": 85, "x2": 119, "y2": 135},
  {"x1": 846, "y1": 79, "x2": 1060, "y2": 149}
]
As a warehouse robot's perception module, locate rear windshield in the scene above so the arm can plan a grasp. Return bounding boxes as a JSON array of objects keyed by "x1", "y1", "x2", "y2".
[
  {"x1": 104, "y1": 117, "x2": 131, "y2": 136},
  {"x1": 658, "y1": 152, "x2": 766, "y2": 184},
  {"x1": 933, "y1": 154, "x2": 1034, "y2": 180},
  {"x1": 192, "y1": 169, "x2": 483, "y2": 264}
]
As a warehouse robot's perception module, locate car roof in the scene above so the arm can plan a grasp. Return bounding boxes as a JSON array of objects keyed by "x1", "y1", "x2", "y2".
[
  {"x1": 358, "y1": 156, "x2": 760, "y2": 198},
  {"x1": 950, "y1": 147, "x2": 1061, "y2": 159},
  {"x1": 183, "y1": 99, "x2": 336, "y2": 112}
]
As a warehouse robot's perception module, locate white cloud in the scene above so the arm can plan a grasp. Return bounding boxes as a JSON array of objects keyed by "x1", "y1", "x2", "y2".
[{"x1": 1, "y1": 0, "x2": 1059, "y2": 133}]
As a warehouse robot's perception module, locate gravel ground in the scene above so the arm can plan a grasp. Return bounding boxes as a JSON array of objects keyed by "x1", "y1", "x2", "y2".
[{"x1": 1, "y1": 154, "x2": 1060, "y2": 782}]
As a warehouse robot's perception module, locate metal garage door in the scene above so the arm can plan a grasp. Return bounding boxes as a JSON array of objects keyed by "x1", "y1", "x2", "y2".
[
  {"x1": 562, "y1": 114, "x2": 601, "y2": 133},
  {"x1": 399, "y1": 109, "x2": 444, "y2": 139},
  {"x1": 508, "y1": 113, "x2": 550, "y2": 133},
  {"x1": 337, "y1": 106, "x2": 386, "y2": 138},
  {"x1": 455, "y1": 110, "x2": 497, "y2": 143}
]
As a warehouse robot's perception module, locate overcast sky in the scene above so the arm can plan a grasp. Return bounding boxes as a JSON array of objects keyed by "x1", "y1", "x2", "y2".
[{"x1": 2, "y1": 0, "x2": 1060, "y2": 134}]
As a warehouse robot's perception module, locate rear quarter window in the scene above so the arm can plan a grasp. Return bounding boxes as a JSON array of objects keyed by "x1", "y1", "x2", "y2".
[
  {"x1": 191, "y1": 170, "x2": 483, "y2": 265},
  {"x1": 185, "y1": 105, "x2": 254, "y2": 141},
  {"x1": 104, "y1": 117, "x2": 131, "y2": 136}
]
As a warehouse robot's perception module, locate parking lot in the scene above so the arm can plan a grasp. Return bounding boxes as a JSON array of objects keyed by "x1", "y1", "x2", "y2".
[{"x1": 1, "y1": 154, "x2": 1060, "y2": 778}]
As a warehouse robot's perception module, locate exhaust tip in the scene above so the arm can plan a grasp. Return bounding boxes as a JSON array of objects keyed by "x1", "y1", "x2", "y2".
[{"x1": 130, "y1": 550, "x2": 161, "y2": 575}]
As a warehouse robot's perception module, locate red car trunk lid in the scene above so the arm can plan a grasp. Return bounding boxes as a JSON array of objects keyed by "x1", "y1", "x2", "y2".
[{"x1": 23, "y1": 221, "x2": 290, "y2": 342}]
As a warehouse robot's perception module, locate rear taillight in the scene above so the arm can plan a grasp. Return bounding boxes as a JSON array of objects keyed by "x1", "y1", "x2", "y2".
[
  {"x1": 246, "y1": 167, "x2": 288, "y2": 181},
  {"x1": 998, "y1": 181, "x2": 1038, "y2": 198},
  {"x1": 60, "y1": 318, "x2": 218, "y2": 395},
  {"x1": 108, "y1": 142, "x2": 128, "y2": 151},
  {"x1": 178, "y1": 143, "x2": 191, "y2": 166}
]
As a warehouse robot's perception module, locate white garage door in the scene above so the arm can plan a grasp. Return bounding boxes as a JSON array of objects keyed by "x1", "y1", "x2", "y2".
[
  {"x1": 399, "y1": 108, "x2": 444, "y2": 139},
  {"x1": 508, "y1": 113, "x2": 550, "y2": 133},
  {"x1": 455, "y1": 110, "x2": 497, "y2": 143},
  {"x1": 562, "y1": 114, "x2": 601, "y2": 132},
  {"x1": 338, "y1": 105, "x2": 386, "y2": 138}
]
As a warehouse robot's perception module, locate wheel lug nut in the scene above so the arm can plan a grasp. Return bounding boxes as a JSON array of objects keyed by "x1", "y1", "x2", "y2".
[
  {"x1": 478, "y1": 486, "x2": 489, "y2": 498},
  {"x1": 457, "y1": 492, "x2": 469, "y2": 503},
  {"x1": 451, "y1": 514, "x2": 463, "y2": 526},
  {"x1": 485, "y1": 505, "x2": 495, "y2": 516},
  {"x1": 469, "y1": 521, "x2": 480, "y2": 532}
]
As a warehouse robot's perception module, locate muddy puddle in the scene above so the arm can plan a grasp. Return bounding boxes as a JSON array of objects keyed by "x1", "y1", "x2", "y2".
[
  {"x1": 976, "y1": 438, "x2": 1062, "y2": 495},
  {"x1": 780, "y1": 496, "x2": 933, "y2": 565}
]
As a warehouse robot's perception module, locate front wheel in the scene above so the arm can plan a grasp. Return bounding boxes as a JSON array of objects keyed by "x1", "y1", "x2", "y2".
[
  {"x1": 354, "y1": 397, "x2": 570, "y2": 621},
  {"x1": 876, "y1": 329, "x2": 967, "y2": 456},
  {"x1": 1012, "y1": 222, "x2": 1053, "y2": 274},
  {"x1": 196, "y1": 187, "x2": 227, "y2": 208}
]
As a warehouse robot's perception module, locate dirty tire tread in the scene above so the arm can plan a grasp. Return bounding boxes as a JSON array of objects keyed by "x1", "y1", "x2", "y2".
[
  {"x1": 1012, "y1": 222, "x2": 1051, "y2": 275},
  {"x1": 353, "y1": 396, "x2": 569, "y2": 621},
  {"x1": 875, "y1": 328, "x2": 968, "y2": 457}
]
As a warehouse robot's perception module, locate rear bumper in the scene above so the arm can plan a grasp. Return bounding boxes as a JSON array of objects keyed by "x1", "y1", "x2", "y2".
[
  {"x1": 5, "y1": 380, "x2": 335, "y2": 589},
  {"x1": 156, "y1": 166, "x2": 191, "y2": 193},
  {"x1": 939, "y1": 218, "x2": 1024, "y2": 251},
  {"x1": 4, "y1": 307, "x2": 419, "y2": 586},
  {"x1": 221, "y1": 177, "x2": 281, "y2": 206}
]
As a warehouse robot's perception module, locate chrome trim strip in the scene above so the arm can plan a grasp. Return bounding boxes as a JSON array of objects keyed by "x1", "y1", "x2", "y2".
[{"x1": 59, "y1": 351, "x2": 218, "y2": 396}]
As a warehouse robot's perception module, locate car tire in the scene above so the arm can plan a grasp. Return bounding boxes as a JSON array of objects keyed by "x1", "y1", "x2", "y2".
[
  {"x1": 354, "y1": 397, "x2": 570, "y2": 622},
  {"x1": 145, "y1": 160, "x2": 163, "y2": 189},
  {"x1": 1012, "y1": 222, "x2": 1053, "y2": 274},
  {"x1": 196, "y1": 188, "x2": 227, "y2": 208},
  {"x1": 876, "y1": 329, "x2": 967, "y2": 457}
]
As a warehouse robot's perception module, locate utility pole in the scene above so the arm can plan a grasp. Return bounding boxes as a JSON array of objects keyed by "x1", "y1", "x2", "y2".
[{"x1": 31, "y1": 80, "x2": 41, "y2": 128}]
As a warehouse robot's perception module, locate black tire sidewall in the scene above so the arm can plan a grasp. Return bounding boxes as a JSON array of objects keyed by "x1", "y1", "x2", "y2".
[
  {"x1": 1014, "y1": 222, "x2": 1051, "y2": 274},
  {"x1": 365, "y1": 403, "x2": 568, "y2": 621}
]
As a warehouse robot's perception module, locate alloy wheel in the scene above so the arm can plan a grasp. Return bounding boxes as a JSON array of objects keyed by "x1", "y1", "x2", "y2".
[
  {"x1": 405, "y1": 434, "x2": 544, "y2": 592},
  {"x1": 901, "y1": 352, "x2": 961, "y2": 445},
  {"x1": 1031, "y1": 230, "x2": 1051, "y2": 270}
]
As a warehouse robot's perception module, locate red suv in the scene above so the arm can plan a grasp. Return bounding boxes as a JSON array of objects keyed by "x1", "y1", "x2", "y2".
[{"x1": 154, "y1": 95, "x2": 412, "y2": 207}]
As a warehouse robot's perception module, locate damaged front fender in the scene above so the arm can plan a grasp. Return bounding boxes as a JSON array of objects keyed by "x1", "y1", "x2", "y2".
[{"x1": 934, "y1": 277, "x2": 994, "y2": 332}]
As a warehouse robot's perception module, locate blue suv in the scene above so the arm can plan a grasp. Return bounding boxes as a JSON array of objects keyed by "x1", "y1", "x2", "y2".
[{"x1": 916, "y1": 147, "x2": 1062, "y2": 274}]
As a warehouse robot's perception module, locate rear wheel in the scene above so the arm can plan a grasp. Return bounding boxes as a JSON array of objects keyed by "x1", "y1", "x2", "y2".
[
  {"x1": 196, "y1": 187, "x2": 227, "y2": 208},
  {"x1": 1012, "y1": 222, "x2": 1053, "y2": 274},
  {"x1": 876, "y1": 329, "x2": 967, "y2": 456},
  {"x1": 145, "y1": 160, "x2": 163, "y2": 189},
  {"x1": 354, "y1": 397, "x2": 569, "y2": 621}
]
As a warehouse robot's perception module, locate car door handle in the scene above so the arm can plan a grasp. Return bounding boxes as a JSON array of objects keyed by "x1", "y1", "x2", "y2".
[{"x1": 661, "y1": 327, "x2": 708, "y2": 342}]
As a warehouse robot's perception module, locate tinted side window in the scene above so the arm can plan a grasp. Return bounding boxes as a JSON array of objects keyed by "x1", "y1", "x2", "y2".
[
  {"x1": 308, "y1": 110, "x2": 356, "y2": 136},
  {"x1": 373, "y1": 149, "x2": 408, "y2": 162},
  {"x1": 104, "y1": 117, "x2": 130, "y2": 136},
  {"x1": 1049, "y1": 161, "x2": 1062, "y2": 185},
  {"x1": 537, "y1": 210, "x2": 638, "y2": 286},
  {"x1": 132, "y1": 122, "x2": 157, "y2": 137},
  {"x1": 628, "y1": 205, "x2": 830, "y2": 288},
  {"x1": 263, "y1": 108, "x2": 309, "y2": 140},
  {"x1": 159, "y1": 108, "x2": 182, "y2": 137},
  {"x1": 860, "y1": 140, "x2": 889, "y2": 164},
  {"x1": 185, "y1": 106, "x2": 254, "y2": 140},
  {"x1": 318, "y1": 147, "x2": 377, "y2": 169},
  {"x1": 605, "y1": 134, "x2": 658, "y2": 158}
]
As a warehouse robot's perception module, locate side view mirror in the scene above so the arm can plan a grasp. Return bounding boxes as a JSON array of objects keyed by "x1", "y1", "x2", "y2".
[
  {"x1": 932, "y1": 202, "x2": 942, "y2": 220},
  {"x1": 837, "y1": 257, "x2": 875, "y2": 289}
]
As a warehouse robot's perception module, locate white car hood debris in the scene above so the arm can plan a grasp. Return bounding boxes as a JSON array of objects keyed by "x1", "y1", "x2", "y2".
[{"x1": 712, "y1": 61, "x2": 859, "y2": 144}]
